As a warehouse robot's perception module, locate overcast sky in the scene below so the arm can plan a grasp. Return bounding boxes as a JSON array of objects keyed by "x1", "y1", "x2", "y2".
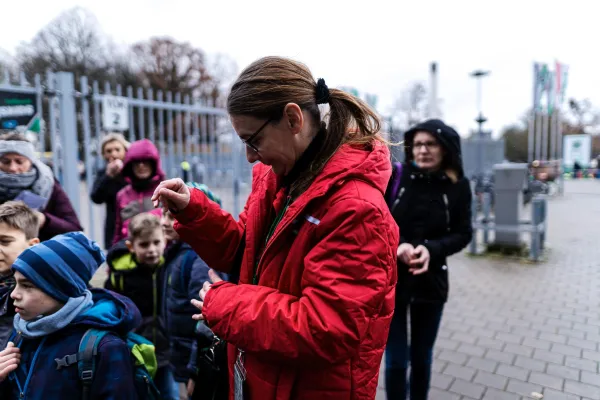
[{"x1": 0, "y1": 0, "x2": 596, "y2": 137}]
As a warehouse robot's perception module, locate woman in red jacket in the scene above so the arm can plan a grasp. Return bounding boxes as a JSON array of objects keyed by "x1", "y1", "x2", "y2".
[{"x1": 152, "y1": 56, "x2": 398, "y2": 400}]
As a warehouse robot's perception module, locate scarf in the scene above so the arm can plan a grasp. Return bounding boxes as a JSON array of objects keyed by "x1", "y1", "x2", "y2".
[
  {"x1": 13, "y1": 290, "x2": 94, "y2": 339},
  {"x1": 0, "y1": 141, "x2": 54, "y2": 208}
]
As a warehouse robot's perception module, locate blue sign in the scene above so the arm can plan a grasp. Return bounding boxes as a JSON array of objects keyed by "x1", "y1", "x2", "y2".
[{"x1": 0, "y1": 90, "x2": 37, "y2": 129}]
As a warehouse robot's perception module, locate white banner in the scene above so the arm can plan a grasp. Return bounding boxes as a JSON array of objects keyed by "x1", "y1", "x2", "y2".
[{"x1": 563, "y1": 134, "x2": 591, "y2": 167}]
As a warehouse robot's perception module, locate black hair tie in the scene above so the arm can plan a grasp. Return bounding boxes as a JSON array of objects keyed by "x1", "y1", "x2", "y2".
[{"x1": 315, "y1": 78, "x2": 330, "y2": 105}]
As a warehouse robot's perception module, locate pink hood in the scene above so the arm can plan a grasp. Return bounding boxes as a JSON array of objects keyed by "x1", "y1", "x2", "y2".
[{"x1": 121, "y1": 139, "x2": 166, "y2": 183}]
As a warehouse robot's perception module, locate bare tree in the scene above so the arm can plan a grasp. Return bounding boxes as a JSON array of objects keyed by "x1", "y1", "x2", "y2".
[
  {"x1": 566, "y1": 98, "x2": 600, "y2": 134},
  {"x1": 390, "y1": 82, "x2": 427, "y2": 128},
  {"x1": 0, "y1": 48, "x2": 13, "y2": 82},
  {"x1": 200, "y1": 53, "x2": 238, "y2": 107},
  {"x1": 16, "y1": 7, "x2": 109, "y2": 83},
  {"x1": 500, "y1": 103, "x2": 600, "y2": 163},
  {"x1": 131, "y1": 37, "x2": 213, "y2": 99}
]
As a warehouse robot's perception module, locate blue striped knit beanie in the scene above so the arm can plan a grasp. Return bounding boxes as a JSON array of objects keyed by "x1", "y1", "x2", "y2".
[{"x1": 12, "y1": 232, "x2": 105, "y2": 302}]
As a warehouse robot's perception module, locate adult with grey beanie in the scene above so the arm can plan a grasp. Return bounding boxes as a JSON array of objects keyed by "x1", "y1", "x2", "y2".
[
  {"x1": 90, "y1": 133, "x2": 129, "y2": 247},
  {"x1": 0, "y1": 132, "x2": 82, "y2": 241}
]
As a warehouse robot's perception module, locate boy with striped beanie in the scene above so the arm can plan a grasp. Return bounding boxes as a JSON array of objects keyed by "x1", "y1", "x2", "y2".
[{"x1": 0, "y1": 232, "x2": 141, "y2": 399}]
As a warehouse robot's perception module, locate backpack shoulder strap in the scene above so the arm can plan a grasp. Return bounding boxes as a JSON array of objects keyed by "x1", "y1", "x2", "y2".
[
  {"x1": 386, "y1": 162, "x2": 404, "y2": 208},
  {"x1": 78, "y1": 329, "x2": 110, "y2": 400}
]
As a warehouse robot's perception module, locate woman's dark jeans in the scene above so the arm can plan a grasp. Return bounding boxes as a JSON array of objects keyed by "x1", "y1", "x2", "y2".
[{"x1": 385, "y1": 300, "x2": 444, "y2": 400}]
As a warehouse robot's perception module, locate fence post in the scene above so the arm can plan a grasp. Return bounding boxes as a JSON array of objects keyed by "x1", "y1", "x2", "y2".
[{"x1": 56, "y1": 72, "x2": 81, "y2": 217}]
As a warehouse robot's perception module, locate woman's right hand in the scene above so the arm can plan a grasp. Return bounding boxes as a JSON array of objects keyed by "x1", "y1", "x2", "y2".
[
  {"x1": 151, "y1": 178, "x2": 191, "y2": 213},
  {"x1": 0, "y1": 342, "x2": 20, "y2": 382},
  {"x1": 397, "y1": 243, "x2": 415, "y2": 265}
]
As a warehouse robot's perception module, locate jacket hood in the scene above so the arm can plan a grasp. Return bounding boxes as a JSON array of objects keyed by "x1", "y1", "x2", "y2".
[
  {"x1": 404, "y1": 119, "x2": 464, "y2": 177},
  {"x1": 106, "y1": 239, "x2": 130, "y2": 267},
  {"x1": 122, "y1": 139, "x2": 166, "y2": 182},
  {"x1": 72, "y1": 288, "x2": 141, "y2": 335},
  {"x1": 307, "y1": 140, "x2": 392, "y2": 197}
]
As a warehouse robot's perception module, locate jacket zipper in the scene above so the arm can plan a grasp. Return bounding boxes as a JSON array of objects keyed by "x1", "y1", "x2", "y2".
[
  {"x1": 443, "y1": 193, "x2": 450, "y2": 231},
  {"x1": 391, "y1": 187, "x2": 405, "y2": 213}
]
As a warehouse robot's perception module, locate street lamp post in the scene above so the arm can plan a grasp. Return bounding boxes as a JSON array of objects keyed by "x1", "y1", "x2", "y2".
[{"x1": 470, "y1": 69, "x2": 490, "y2": 180}]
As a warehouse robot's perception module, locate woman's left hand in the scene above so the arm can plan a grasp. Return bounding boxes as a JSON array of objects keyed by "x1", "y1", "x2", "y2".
[
  {"x1": 191, "y1": 269, "x2": 223, "y2": 321},
  {"x1": 409, "y1": 245, "x2": 430, "y2": 275}
]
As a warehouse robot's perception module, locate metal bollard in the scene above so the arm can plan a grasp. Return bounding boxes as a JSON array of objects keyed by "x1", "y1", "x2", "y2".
[
  {"x1": 539, "y1": 196, "x2": 547, "y2": 250},
  {"x1": 530, "y1": 196, "x2": 544, "y2": 261},
  {"x1": 482, "y1": 192, "x2": 492, "y2": 245},
  {"x1": 469, "y1": 188, "x2": 478, "y2": 254}
]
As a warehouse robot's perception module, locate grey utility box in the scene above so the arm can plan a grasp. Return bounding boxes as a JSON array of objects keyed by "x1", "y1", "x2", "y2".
[{"x1": 493, "y1": 163, "x2": 528, "y2": 247}]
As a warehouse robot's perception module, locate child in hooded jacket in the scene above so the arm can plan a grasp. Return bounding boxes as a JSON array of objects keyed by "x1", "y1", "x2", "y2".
[
  {"x1": 0, "y1": 202, "x2": 40, "y2": 349},
  {"x1": 112, "y1": 139, "x2": 165, "y2": 245},
  {"x1": 105, "y1": 212, "x2": 178, "y2": 400},
  {"x1": 0, "y1": 232, "x2": 141, "y2": 400},
  {"x1": 161, "y1": 207, "x2": 223, "y2": 396}
]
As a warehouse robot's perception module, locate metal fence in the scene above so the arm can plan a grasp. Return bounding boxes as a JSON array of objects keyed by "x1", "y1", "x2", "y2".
[{"x1": 1, "y1": 71, "x2": 251, "y2": 247}]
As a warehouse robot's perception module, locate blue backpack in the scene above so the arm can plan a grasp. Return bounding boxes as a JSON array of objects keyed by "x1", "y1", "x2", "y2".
[{"x1": 55, "y1": 329, "x2": 161, "y2": 400}]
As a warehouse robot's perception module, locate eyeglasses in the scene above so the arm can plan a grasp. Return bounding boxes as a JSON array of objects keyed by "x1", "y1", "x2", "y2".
[
  {"x1": 241, "y1": 118, "x2": 273, "y2": 154},
  {"x1": 413, "y1": 141, "x2": 440, "y2": 151}
]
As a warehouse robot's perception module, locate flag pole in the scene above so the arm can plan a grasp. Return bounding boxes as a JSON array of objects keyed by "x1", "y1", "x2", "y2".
[{"x1": 528, "y1": 62, "x2": 537, "y2": 164}]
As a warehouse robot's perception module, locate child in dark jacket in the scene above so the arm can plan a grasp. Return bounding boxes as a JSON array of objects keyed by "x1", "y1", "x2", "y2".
[
  {"x1": 162, "y1": 208, "x2": 216, "y2": 396},
  {"x1": 105, "y1": 212, "x2": 178, "y2": 400},
  {"x1": 90, "y1": 133, "x2": 129, "y2": 248},
  {"x1": 0, "y1": 202, "x2": 40, "y2": 349},
  {"x1": 0, "y1": 232, "x2": 141, "y2": 400},
  {"x1": 112, "y1": 139, "x2": 165, "y2": 245}
]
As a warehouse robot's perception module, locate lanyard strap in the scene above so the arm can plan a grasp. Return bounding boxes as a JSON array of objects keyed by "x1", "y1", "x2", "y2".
[
  {"x1": 13, "y1": 336, "x2": 47, "y2": 399},
  {"x1": 253, "y1": 196, "x2": 292, "y2": 285}
]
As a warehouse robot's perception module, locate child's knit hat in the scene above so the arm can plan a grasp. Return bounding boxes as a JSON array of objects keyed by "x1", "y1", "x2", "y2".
[{"x1": 12, "y1": 232, "x2": 105, "y2": 302}]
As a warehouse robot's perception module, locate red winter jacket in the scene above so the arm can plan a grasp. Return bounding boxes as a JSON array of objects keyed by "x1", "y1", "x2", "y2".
[{"x1": 175, "y1": 142, "x2": 398, "y2": 400}]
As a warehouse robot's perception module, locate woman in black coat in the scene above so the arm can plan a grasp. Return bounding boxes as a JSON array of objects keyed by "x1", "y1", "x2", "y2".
[
  {"x1": 385, "y1": 119, "x2": 473, "y2": 400},
  {"x1": 90, "y1": 133, "x2": 129, "y2": 248}
]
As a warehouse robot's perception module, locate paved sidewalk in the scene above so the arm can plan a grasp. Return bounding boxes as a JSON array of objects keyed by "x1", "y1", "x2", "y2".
[{"x1": 377, "y1": 180, "x2": 600, "y2": 400}]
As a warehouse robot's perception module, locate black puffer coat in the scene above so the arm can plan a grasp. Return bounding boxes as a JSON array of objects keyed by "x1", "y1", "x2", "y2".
[{"x1": 388, "y1": 119, "x2": 473, "y2": 303}]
